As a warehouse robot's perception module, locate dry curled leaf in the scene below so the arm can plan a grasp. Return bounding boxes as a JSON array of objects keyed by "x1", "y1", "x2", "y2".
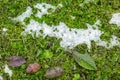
[
  {"x1": 26, "y1": 63, "x2": 40, "y2": 73},
  {"x1": 8, "y1": 56, "x2": 26, "y2": 67},
  {"x1": 44, "y1": 67, "x2": 64, "y2": 78}
]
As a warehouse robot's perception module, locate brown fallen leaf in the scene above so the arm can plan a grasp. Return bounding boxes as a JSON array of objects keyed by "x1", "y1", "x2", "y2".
[
  {"x1": 26, "y1": 63, "x2": 40, "y2": 73},
  {"x1": 8, "y1": 56, "x2": 26, "y2": 67},
  {"x1": 44, "y1": 67, "x2": 64, "y2": 78}
]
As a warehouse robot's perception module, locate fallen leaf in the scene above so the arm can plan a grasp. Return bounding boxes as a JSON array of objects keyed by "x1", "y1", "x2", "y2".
[
  {"x1": 72, "y1": 51, "x2": 97, "y2": 70},
  {"x1": 26, "y1": 63, "x2": 40, "y2": 73},
  {"x1": 8, "y1": 56, "x2": 26, "y2": 67},
  {"x1": 44, "y1": 67, "x2": 64, "y2": 78}
]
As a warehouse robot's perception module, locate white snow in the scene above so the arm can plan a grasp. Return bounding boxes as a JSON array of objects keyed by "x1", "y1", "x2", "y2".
[
  {"x1": 97, "y1": 35, "x2": 120, "y2": 49},
  {"x1": 12, "y1": 6, "x2": 32, "y2": 25},
  {"x1": 109, "y1": 35, "x2": 120, "y2": 48},
  {"x1": 11, "y1": 3, "x2": 120, "y2": 50},
  {"x1": 21, "y1": 20, "x2": 42, "y2": 37},
  {"x1": 0, "y1": 75, "x2": 3, "y2": 80},
  {"x1": 21, "y1": 20, "x2": 102, "y2": 49},
  {"x1": 21, "y1": 19, "x2": 120, "y2": 50},
  {"x1": 12, "y1": 3, "x2": 62, "y2": 24},
  {"x1": 109, "y1": 13, "x2": 120, "y2": 27},
  {"x1": 4, "y1": 64, "x2": 12, "y2": 77},
  {"x1": 34, "y1": 3, "x2": 56, "y2": 18}
]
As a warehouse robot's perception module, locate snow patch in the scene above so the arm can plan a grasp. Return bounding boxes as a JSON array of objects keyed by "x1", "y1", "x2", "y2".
[
  {"x1": 12, "y1": 3, "x2": 62, "y2": 25},
  {"x1": 12, "y1": 6, "x2": 33, "y2": 25},
  {"x1": 10, "y1": 4, "x2": 120, "y2": 50},
  {"x1": 22, "y1": 20, "x2": 102, "y2": 49},
  {"x1": 109, "y1": 35, "x2": 120, "y2": 48},
  {"x1": 109, "y1": 13, "x2": 120, "y2": 27},
  {"x1": 12, "y1": 6, "x2": 32, "y2": 25},
  {"x1": 4, "y1": 64, "x2": 12, "y2": 77},
  {"x1": 21, "y1": 20, "x2": 120, "y2": 50},
  {"x1": 34, "y1": 3, "x2": 56, "y2": 18},
  {"x1": 97, "y1": 35, "x2": 120, "y2": 49}
]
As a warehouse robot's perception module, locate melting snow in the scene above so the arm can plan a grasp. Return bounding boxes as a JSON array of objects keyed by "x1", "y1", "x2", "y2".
[
  {"x1": 34, "y1": 3, "x2": 56, "y2": 18},
  {"x1": 109, "y1": 35, "x2": 120, "y2": 48},
  {"x1": 109, "y1": 13, "x2": 120, "y2": 27},
  {"x1": 4, "y1": 64, "x2": 12, "y2": 77},
  {"x1": 11, "y1": 3, "x2": 120, "y2": 50},
  {"x1": 12, "y1": 6, "x2": 32, "y2": 25},
  {"x1": 12, "y1": 3, "x2": 62, "y2": 25},
  {"x1": 22, "y1": 20, "x2": 102, "y2": 49},
  {"x1": 21, "y1": 20, "x2": 120, "y2": 50},
  {"x1": 97, "y1": 35, "x2": 120, "y2": 49}
]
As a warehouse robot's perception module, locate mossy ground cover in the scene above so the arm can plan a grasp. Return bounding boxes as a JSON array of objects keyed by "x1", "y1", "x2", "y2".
[{"x1": 0, "y1": 0, "x2": 120, "y2": 80}]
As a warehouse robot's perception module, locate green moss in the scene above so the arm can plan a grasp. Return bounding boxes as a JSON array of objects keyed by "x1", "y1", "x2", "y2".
[{"x1": 0, "y1": 0, "x2": 120, "y2": 80}]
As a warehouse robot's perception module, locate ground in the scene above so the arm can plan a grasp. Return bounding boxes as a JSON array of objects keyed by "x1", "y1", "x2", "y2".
[{"x1": 0, "y1": 0, "x2": 120, "y2": 80}]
